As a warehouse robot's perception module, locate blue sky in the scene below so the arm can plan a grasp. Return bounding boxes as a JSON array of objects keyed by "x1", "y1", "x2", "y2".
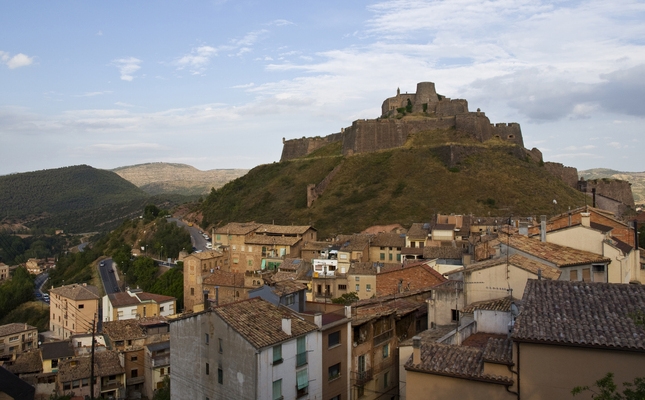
[{"x1": 1, "y1": 0, "x2": 644, "y2": 175}]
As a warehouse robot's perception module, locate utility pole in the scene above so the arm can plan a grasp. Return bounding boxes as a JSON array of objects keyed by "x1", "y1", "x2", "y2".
[{"x1": 90, "y1": 313, "x2": 96, "y2": 400}]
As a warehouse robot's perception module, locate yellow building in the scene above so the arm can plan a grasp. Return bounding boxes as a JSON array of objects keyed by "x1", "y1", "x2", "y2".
[
  {"x1": 0, "y1": 323, "x2": 38, "y2": 358},
  {"x1": 50, "y1": 284, "x2": 100, "y2": 339}
]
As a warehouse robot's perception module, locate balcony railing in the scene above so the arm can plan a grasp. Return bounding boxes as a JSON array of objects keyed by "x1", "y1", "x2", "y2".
[
  {"x1": 101, "y1": 380, "x2": 123, "y2": 391},
  {"x1": 127, "y1": 375, "x2": 145, "y2": 385},
  {"x1": 354, "y1": 369, "x2": 373, "y2": 386},
  {"x1": 373, "y1": 329, "x2": 393, "y2": 346},
  {"x1": 151, "y1": 355, "x2": 170, "y2": 367}
]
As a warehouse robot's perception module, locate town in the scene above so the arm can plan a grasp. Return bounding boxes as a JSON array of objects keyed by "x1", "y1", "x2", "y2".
[{"x1": 1, "y1": 205, "x2": 644, "y2": 399}]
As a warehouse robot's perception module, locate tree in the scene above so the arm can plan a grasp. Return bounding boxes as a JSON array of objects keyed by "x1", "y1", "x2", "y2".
[
  {"x1": 572, "y1": 372, "x2": 645, "y2": 399},
  {"x1": 332, "y1": 292, "x2": 359, "y2": 305},
  {"x1": 153, "y1": 376, "x2": 170, "y2": 400}
]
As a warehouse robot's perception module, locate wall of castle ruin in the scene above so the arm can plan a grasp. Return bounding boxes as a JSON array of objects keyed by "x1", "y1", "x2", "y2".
[
  {"x1": 544, "y1": 162, "x2": 579, "y2": 188},
  {"x1": 579, "y1": 179, "x2": 635, "y2": 208},
  {"x1": 280, "y1": 132, "x2": 343, "y2": 162}
]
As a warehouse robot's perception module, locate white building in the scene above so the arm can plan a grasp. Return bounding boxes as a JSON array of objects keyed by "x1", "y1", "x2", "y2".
[
  {"x1": 102, "y1": 289, "x2": 175, "y2": 322},
  {"x1": 170, "y1": 297, "x2": 323, "y2": 400}
]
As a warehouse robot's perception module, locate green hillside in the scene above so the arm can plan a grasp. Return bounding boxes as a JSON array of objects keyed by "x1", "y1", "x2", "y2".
[{"x1": 200, "y1": 131, "x2": 587, "y2": 238}]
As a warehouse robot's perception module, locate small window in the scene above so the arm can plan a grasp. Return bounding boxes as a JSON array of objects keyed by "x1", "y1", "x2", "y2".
[
  {"x1": 78, "y1": 304, "x2": 84, "y2": 309},
  {"x1": 206, "y1": 363, "x2": 209, "y2": 375},
  {"x1": 355, "y1": 276, "x2": 360, "y2": 281},
  {"x1": 356, "y1": 284, "x2": 360, "y2": 292},
  {"x1": 272, "y1": 379, "x2": 282, "y2": 400},
  {"x1": 131, "y1": 355, "x2": 137, "y2": 361},
  {"x1": 217, "y1": 368, "x2": 223, "y2": 384},
  {"x1": 219, "y1": 338, "x2": 223, "y2": 353},
  {"x1": 328, "y1": 363, "x2": 341, "y2": 381},
  {"x1": 593, "y1": 264, "x2": 605, "y2": 273},
  {"x1": 131, "y1": 369, "x2": 138, "y2": 378},
  {"x1": 338, "y1": 284, "x2": 347, "y2": 291},
  {"x1": 451, "y1": 309, "x2": 459, "y2": 322},
  {"x1": 366, "y1": 284, "x2": 371, "y2": 292},
  {"x1": 328, "y1": 331, "x2": 341, "y2": 348},
  {"x1": 273, "y1": 344, "x2": 283, "y2": 365},
  {"x1": 383, "y1": 343, "x2": 389, "y2": 358},
  {"x1": 248, "y1": 259, "x2": 253, "y2": 266},
  {"x1": 384, "y1": 371, "x2": 389, "y2": 388},
  {"x1": 205, "y1": 333, "x2": 209, "y2": 344},
  {"x1": 380, "y1": 253, "x2": 385, "y2": 260},
  {"x1": 191, "y1": 288, "x2": 195, "y2": 295}
]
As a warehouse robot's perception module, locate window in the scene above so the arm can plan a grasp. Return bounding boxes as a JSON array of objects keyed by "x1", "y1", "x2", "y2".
[
  {"x1": 384, "y1": 371, "x2": 389, "y2": 388},
  {"x1": 355, "y1": 284, "x2": 360, "y2": 292},
  {"x1": 328, "y1": 331, "x2": 341, "y2": 348},
  {"x1": 205, "y1": 363, "x2": 209, "y2": 375},
  {"x1": 328, "y1": 363, "x2": 341, "y2": 381},
  {"x1": 216, "y1": 234, "x2": 221, "y2": 241},
  {"x1": 218, "y1": 368, "x2": 223, "y2": 384},
  {"x1": 296, "y1": 337, "x2": 307, "y2": 367},
  {"x1": 582, "y1": 268, "x2": 591, "y2": 282},
  {"x1": 219, "y1": 338, "x2": 223, "y2": 353},
  {"x1": 357, "y1": 385, "x2": 365, "y2": 398},
  {"x1": 52, "y1": 359, "x2": 58, "y2": 368},
  {"x1": 380, "y1": 253, "x2": 385, "y2": 260},
  {"x1": 191, "y1": 288, "x2": 195, "y2": 296},
  {"x1": 366, "y1": 284, "x2": 371, "y2": 292},
  {"x1": 383, "y1": 343, "x2": 389, "y2": 358},
  {"x1": 205, "y1": 333, "x2": 209, "y2": 344},
  {"x1": 569, "y1": 270, "x2": 578, "y2": 281},
  {"x1": 9, "y1": 335, "x2": 18, "y2": 342},
  {"x1": 355, "y1": 277, "x2": 360, "y2": 281},
  {"x1": 272, "y1": 379, "x2": 282, "y2": 400},
  {"x1": 396, "y1": 254, "x2": 401, "y2": 261},
  {"x1": 248, "y1": 246, "x2": 253, "y2": 252},
  {"x1": 160, "y1": 368, "x2": 165, "y2": 376},
  {"x1": 233, "y1": 258, "x2": 239, "y2": 264},
  {"x1": 131, "y1": 369, "x2": 138, "y2": 378},
  {"x1": 273, "y1": 344, "x2": 283, "y2": 365},
  {"x1": 248, "y1": 259, "x2": 253, "y2": 267},
  {"x1": 593, "y1": 264, "x2": 605, "y2": 272},
  {"x1": 389, "y1": 253, "x2": 393, "y2": 261},
  {"x1": 285, "y1": 294, "x2": 295, "y2": 306},
  {"x1": 338, "y1": 284, "x2": 347, "y2": 291},
  {"x1": 451, "y1": 309, "x2": 459, "y2": 322},
  {"x1": 78, "y1": 304, "x2": 84, "y2": 309},
  {"x1": 296, "y1": 368, "x2": 309, "y2": 396},
  {"x1": 130, "y1": 355, "x2": 137, "y2": 361},
  {"x1": 160, "y1": 306, "x2": 165, "y2": 312},
  {"x1": 63, "y1": 382, "x2": 71, "y2": 390}
]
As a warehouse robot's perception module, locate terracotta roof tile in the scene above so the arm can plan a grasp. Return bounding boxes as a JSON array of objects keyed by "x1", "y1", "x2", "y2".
[
  {"x1": 370, "y1": 232, "x2": 405, "y2": 248},
  {"x1": 508, "y1": 235, "x2": 610, "y2": 267},
  {"x1": 376, "y1": 264, "x2": 446, "y2": 297},
  {"x1": 213, "y1": 222, "x2": 261, "y2": 235},
  {"x1": 0, "y1": 323, "x2": 36, "y2": 337},
  {"x1": 50, "y1": 284, "x2": 100, "y2": 301},
  {"x1": 448, "y1": 254, "x2": 561, "y2": 281},
  {"x1": 482, "y1": 337, "x2": 513, "y2": 364},
  {"x1": 213, "y1": 297, "x2": 318, "y2": 349},
  {"x1": 102, "y1": 320, "x2": 146, "y2": 342},
  {"x1": 461, "y1": 297, "x2": 519, "y2": 314},
  {"x1": 6, "y1": 350, "x2": 42, "y2": 374},
  {"x1": 245, "y1": 235, "x2": 302, "y2": 246},
  {"x1": 302, "y1": 241, "x2": 333, "y2": 251},
  {"x1": 272, "y1": 280, "x2": 307, "y2": 296},
  {"x1": 336, "y1": 234, "x2": 374, "y2": 252},
  {"x1": 423, "y1": 246, "x2": 464, "y2": 259},
  {"x1": 58, "y1": 350, "x2": 124, "y2": 382},
  {"x1": 184, "y1": 250, "x2": 226, "y2": 260},
  {"x1": 203, "y1": 270, "x2": 246, "y2": 287},
  {"x1": 513, "y1": 280, "x2": 645, "y2": 350},
  {"x1": 255, "y1": 224, "x2": 314, "y2": 235},
  {"x1": 407, "y1": 223, "x2": 430, "y2": 238}
]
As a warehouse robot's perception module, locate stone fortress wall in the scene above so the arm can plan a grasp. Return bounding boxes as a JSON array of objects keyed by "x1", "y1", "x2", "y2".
[{"x1": 280, "y1": 82, "x2": 524, "y2": 162}]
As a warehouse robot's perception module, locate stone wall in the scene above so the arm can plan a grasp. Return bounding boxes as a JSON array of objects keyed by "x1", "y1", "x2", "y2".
[
  {"x1": 579, "y1": 179, "x2": 635, "y2": 208},
  {"x1": 280, "y1": 132, "x2": 342, "y2": 162},
  {"x1": 307, "y1": 162, "x2": 344, "y2": 207},
  {"x1": 544, "y1": 162, "x2": 579, "y2": 188}
]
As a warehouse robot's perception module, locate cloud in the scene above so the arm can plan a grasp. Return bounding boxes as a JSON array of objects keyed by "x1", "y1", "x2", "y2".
[
  {"x1": 174, "y1": 46, "x2": 217, "y2": 75},
  {"x1": 90, "y1": 143, "x2": 163, "y2": 151},
  {"x1": 97, "y1": 30, "x2": 103, "y2": 36},
  {"x1": 1, "y1": 51, "x2": 34, "y2": 69},
  {"x1": 231, "y1": 83, "x2": 255, "y2": 89},
  {"x1": 114, "y1": 102, "x2": 136, "y2": 108},
  {"x1": 75, "y1": 91, "x2": 112, "y2": 97},
  {"x1": 111, "y1": 57, "x2": 142, "y2": 81},
  {"x1": 268, "y1": 19, "x2": 294, "y2": 27}
]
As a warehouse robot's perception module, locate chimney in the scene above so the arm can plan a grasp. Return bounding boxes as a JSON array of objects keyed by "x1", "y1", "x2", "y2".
[
  {"x1": 540, "y1": 215, "x2": 547, "y2": 242},
  {"x1": 314, "y1": 313, "x2": 322, "y2": 328},
  {"x1": 282, "y1": 318, "x2": 292, "y2": 335},
  {"x1": 412, "y1": 336, "x2": 421, "y2": 364},
  {"x1": 377, "y1": 265, "x2": 381, "y2": 274},
  {"x1": 581, "y1": 212, "x2": 591, "y2": 228}
]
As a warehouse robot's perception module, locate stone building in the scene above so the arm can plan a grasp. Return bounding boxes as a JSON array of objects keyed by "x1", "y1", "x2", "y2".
[
  {"x1": 49, "y1": 283, "x2": 100, "y2": 340},
  {"x1": 0, "y1": 323, "x2": 38, "y2": 359}
]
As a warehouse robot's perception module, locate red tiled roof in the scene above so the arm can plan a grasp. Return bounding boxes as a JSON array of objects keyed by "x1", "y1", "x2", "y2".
[
  {"x1": 376, "y1": 264, "x2": 446, "y2": 297},
  {"x1": 508, "y1": 235, "x2": 610, "y2": 267}
]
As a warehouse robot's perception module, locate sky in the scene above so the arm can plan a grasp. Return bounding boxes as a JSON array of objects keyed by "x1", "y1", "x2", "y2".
[{"x1": 1, "y1": 0, "x2": 644, "y2": 175}]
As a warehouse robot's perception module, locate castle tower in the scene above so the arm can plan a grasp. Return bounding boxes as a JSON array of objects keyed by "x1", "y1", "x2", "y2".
[{"x1": 414, "y1": 82, "x2": 439, "y2": 106}]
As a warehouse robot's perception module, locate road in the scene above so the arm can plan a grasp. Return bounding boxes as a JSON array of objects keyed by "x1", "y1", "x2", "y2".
[
  {"x1": 98, "y1": 258, "x2": 121, "y2": 295},
  {"x1": 168, "y1": 218, "x2": 210, "y2": 252},
  {"x1": 34, "y1": 273, "x2": 49, "y2": 303}
]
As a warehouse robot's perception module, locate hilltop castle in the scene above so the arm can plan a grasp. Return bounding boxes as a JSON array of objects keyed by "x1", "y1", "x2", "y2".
[{"x1": 281, "y1": 81, "x2": 525, "y2": 161}]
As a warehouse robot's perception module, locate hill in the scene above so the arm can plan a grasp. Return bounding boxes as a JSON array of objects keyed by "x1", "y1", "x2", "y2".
[
  {"x1": 579, "y1": 168, "x2": 645, "y2": 205},
  {"x1": 199, "y1": 130, "x2": 587, "y2": 238},
  {"x1": 112, "y1": 163, "x2": 248, "y2": 195},
  {"x1": 0, "y1": 165, "x2": 189, "y2": 233}
]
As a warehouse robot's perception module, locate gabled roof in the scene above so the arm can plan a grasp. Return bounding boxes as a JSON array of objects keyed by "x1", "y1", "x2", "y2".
[
  {"x1": 482, "y1": 337, "x2": 513, "y2": 364},
  {"x1": 102, "y1": 319, "x2": 146, "y2": 342},
  {"x1": 106, "y1": 291, "x2": 175, "y2": 308},
  {"x1": 348, "y1": 262, "x2": 378, "y2": 276},
  {"x1": 461, "y1": 297, "x2": 519, "y2": 314},
  {"x1": 50, "y1": 284, "x2": 100, "y2": 301},
  {"x1": 213, "y1": 297, "x2": 318, "y2": 349},
  {"x1": 407, "y1": 223, "x2": 430, "y2": 238},
  {"x1": 272, "y1": 280, "x2": 307, "y2": 296},
  {"x1": 376, "y1": 264, "x2": 446, "y2": 297},
  {"x1": 507, "y1": 235, "x2": 610, "y2": 267},
  {"x1": 41, "y1": 340, "x2": 75, "y2": 360},
  {"x1": 405, "y1": 341, "x2": 513, "y2": 384},
  {"x1": 255, "y1": 224, "x2": 315, "y2": 235},
  {"x1": 0, "y1": 323, "x2": 36, "y2": 337},
  {"x1": 213, "y1": 222, "x2": 261, "y2": 235},
  {"x1": 5, "y1": 350, "x2": 42, "y2": 374},
  {"x1": 336, "y1": 234, "x2": 374, "y2": 252},
  {"x1": 423, "y1": 246, "x2": 464, "y2": 259},
  {"x1": 447, "y1": 254, "x2": 561, "y2": 281},
  {"x1": 513, "y1": 280, "x2": 645, "y2": 351},
  {"x1": 146, "y1": 340, "x2": 169, "y2": 352},
  {"x1": 203, "y1": 270, "x2": 246, "y2": 287},
  {"x1": 370, "y1": 232, "x2": 405, "y2": 248},
  {"x1": 184, "y1": 249, "x2": 226, "y2": 260},
  {"x1": 245, "y1": 235, "x2": 301, "y2": 246},
  {"x1": 58, "y1": 350, "x2": 124, "y2": 382},
  {"x1": 302, "y1": 241, "x2": 333, "y2": 251}
]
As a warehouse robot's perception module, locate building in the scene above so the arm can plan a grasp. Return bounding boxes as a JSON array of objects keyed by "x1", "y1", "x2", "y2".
[
  {"x1": 183, "y1": 248, "x2": 230, "y2": 312},
  {"x1": 102, "y1": 288, "x2": 175, "y2": 322},
  {"x1": 512, "y1": 279, "x2": 645, "y2": 399},
  {"x1": 103, "y1": 319, "x2": 147, "y2": 398},
  {"x1": 0, "y1": 323, "x2": 38, "y2": 359},
  {"x1": 144, "y1": 340, "x2": 170, "y2": 399},
  {"x1": 0, "y1": 262, "x2": 9, "y2": 282},
  {"x1": 170, "y1": 297, "x2": 322, "y2": 400},
  {"x1": 40, "y1": 340, "x2": 75, "y2": 374},
  {"x1": 49, "y1": 283, "x2": 100, "y2": 339},
  {"x1": 375, "y1": 263, "x2": 446, "y2": 297},
  {"x1": 57, "y1": 350, "x2": 126, "y2": 399},
  {"x1": 368, "y1": 232, "x2": 405, "y2": 263}
]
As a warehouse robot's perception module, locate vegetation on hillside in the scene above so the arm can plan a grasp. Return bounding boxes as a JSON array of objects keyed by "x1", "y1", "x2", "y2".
[
  {"x1": 0, "y1": 233, "x2": 71, "y2": 265},
  {"x1": 47, "y1": 235, "x2": 108, "y2": 288},
  {"x1": 0, "y1": 301, "x2": 50, "y2": 331},
  {"x1": 0, "y1": 267, "x2": 35, "y2": 319},
  {"x1": 199, "y1": 130, "x2": 587, "y2": 238}
]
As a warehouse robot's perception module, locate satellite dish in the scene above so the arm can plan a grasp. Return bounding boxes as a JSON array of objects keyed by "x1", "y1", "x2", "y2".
[{"x1": 510, "y1": 302, "x2": 519, "y2": 317}]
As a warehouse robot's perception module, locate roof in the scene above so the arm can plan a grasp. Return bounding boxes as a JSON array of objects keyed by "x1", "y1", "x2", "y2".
[
  {"x1": 244, "y1": 235, "x2": 301, "y2": 246},
  {"x1": 184, "y1": 250, "x2": 226, "y2": 260},
  {"x1": 278, "y1": 258, "x2": 302, "y2": 271},
  {"x1": 461, "y1": 297, "x2": 518, "y2": 314},
  {"x1": 370, "y1": 232, "x2": 405, "y2": 248},
  {"x1": 5, "y1": 350, "x2": 42, "y2": 374},
  {"x1": 376, "y1": 264, "x2": 446, "y2": 297},
  {"x1": 213, "y1": 222, "x2": 261, "y2": 235},
  {"x1": 423, "y1": 246, "x2": 464, "y2": 259},
  {"x1": 255, "y1": 224, "x2": 314, "y2": 235},
  {"x1": 203, "y1": 270, "x2": 246, "y2": 287},
  {"x1": 482, "y1": 337, "x2": 513, "y2": 364},
  {"x1": 0, "y1": 323, "x2": 36, "y2": 337},
  {"x1": 41, "y1": 340, "x2": 75, "y2": 360},
  {"x1": 612, "y1": 237, "x2": 636, "y2": 255},
  {"x1": 102, "y1": 319, "x2": 146, "y2": 342},
  {"x1": 59, "y1": 350, "x2": 124, "y2": 382},
  {"x1": 405, "y1": 341, "x2": 513, "y2": 384},
  {"x1": 272, "y1": 280, "x2": 307, "y2": 296},
  {"x1": 146, "y1": 340, "x2": 170, "y2": 352},
  {"x1": 407, "y1": 223, "x2": 430, "y2": 238},
  {"x1": 433, "y1": 223, "x2": 455, "y2": 231},
  {"x1": 513, "y1": 280, "x2": 645, "y2": 351},
  {"x1": 50, "y1": 284, "x2": 100, "y2": 301},
  {"x1": 348, "y1": 262, "x2": 378, "y2": 276},
  {"x1": 213, "y1": 297, "x2": 318, "y2": 349},
  {"x1": 107, "y1": 291, "x2": 175, "y2": 308},
  {"x1": 336, "y1": 234, "x2": 373, "y2": 252},
  {"x1": 302, "y1": 241, "x2": 333, "y2": 251},
  {"x1": 507, "y1": 235, "x2": 610, "y2": 267},
  {"x1": 447, "y1": 254, "x2": 561, "y2": 281}
]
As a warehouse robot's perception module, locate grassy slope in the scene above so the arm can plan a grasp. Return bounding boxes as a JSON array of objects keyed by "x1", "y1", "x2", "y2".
[{"x1": 201, "y1": 130, "x2": 586, "y2": 238}]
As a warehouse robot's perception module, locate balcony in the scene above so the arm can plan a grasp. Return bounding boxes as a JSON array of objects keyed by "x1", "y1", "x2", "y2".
[
  {"x1": 373, "y1": 329, "x2": 393, "y2": 346},
  {"x1": 353, "y1": 369, "x2": 373, "y2": 386},
  {"x1": 127, "y1": 375, "x2": 145, "y2": 385},
  {"x1": 151, "y1": 355, "x2": 170, "y2": 367},
  {"x1": 101, "y1": 380, "x2": 124, "y2": 391}
]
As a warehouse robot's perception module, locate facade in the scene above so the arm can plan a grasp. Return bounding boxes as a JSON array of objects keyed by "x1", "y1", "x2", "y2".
[
  {"x1": 144, "y1": 340, "x2": 170, "y2": 400},
  {"x1": 368, "y1": 232, "x2": 404, "y2": 263},
  {"x1": 0, "y1": 262, "x2": 9, "y2": 282},
  {"x1": 375, "y1": 263, "x2": 446, "y2": 297},
  {"x1": 40, "y1": 340, "x2": 75, "y2": 374},
  {"x1": 311, "y1": 258, "x2": 349, "y2": 302},
  {"x1": 102, "y1": 289, "x2": 175, "y2": 322},
  {"x1": 0, "y1": 323, "x2": 38, "y2": 359},
  {"x1": 49, "y1": 283, "x2": 100, "y2": 339},
  {"x1": 348, "y1": 262, "x2": 378, "y2": 300},
  {"x1": 170, "y1": 297, "x2": 322, "y2": 400},
  {"x1": 183, "y1": 249, "x2": 230, "y2": 312},
  {"x1": 57, "y1": 350, "x2": 126, "y2": 399}
]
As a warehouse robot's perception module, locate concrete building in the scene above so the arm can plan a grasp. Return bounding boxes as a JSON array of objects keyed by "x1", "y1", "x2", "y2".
[
  {"x1": 49, "y1": 283, "x2": 100, "y2": 340},
  {"x1": 144, "y1": 340, "x2": 170, "y2": 399},
  {"x1": 0, "y1": 323, "x2": 38, "y2": 359},
  {"x1": 170, "y1": 297, "x2": 322, "y2": 400},
  {"x1": 102, "y1": 288, "x2": 175, "y2": 322}
]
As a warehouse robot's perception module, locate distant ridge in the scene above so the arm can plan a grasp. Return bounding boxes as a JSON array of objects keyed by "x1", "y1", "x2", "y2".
[
  {"x1": 112, "y1": 162, "x2": 248, "y2": 196},
  {"x1": 579, "y1": 168, "x2": 645, "y2": 204}
]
